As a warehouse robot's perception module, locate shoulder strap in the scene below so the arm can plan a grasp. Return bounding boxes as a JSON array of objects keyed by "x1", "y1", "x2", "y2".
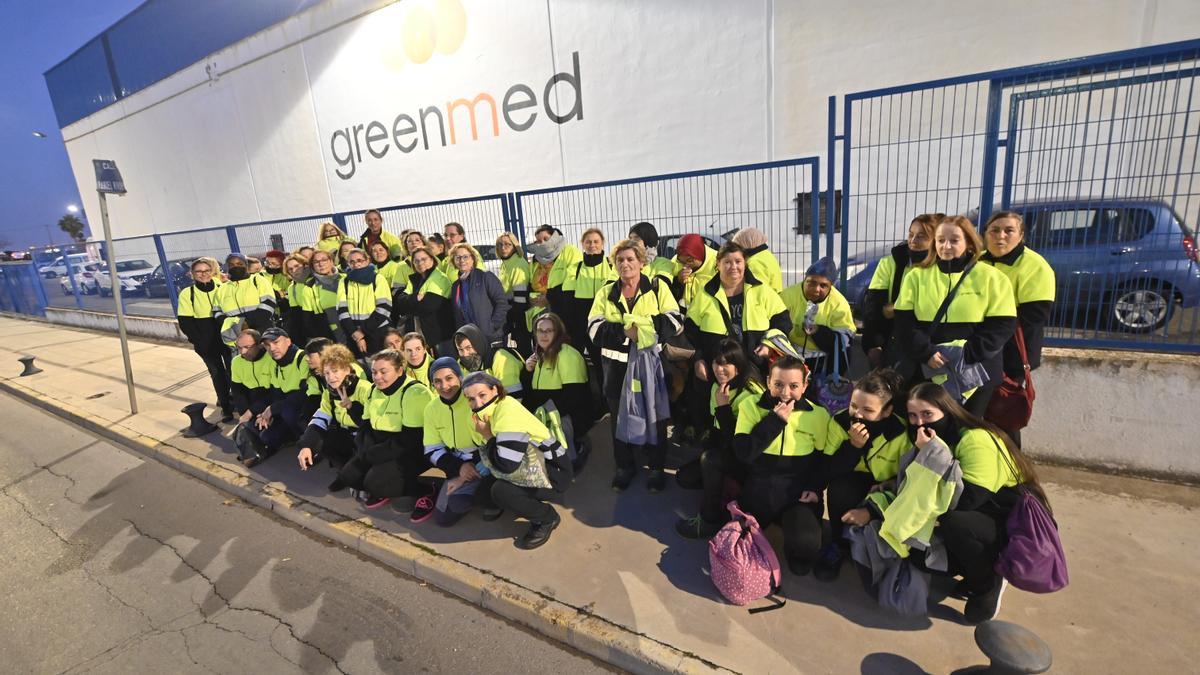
[{"x1": 929, "y1": 260, "x2": 976, "y2": 332}]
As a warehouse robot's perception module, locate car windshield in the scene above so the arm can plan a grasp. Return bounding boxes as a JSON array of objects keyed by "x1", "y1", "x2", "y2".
[{"x1": 115, "y1": 261, "x2": 151, "y2": 272}]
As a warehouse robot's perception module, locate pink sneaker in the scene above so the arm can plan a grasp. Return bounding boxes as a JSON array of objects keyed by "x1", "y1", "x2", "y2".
[{"x1": 410, "y1": 495, "x2": 436, "y2": 523}]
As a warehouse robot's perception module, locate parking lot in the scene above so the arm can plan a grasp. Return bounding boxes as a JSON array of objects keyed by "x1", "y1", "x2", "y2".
[{"x1": 39, "y1": 273, "x2": 175, "y2": 318}]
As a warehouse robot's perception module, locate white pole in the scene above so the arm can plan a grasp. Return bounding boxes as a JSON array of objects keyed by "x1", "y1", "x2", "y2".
[{"x1": 98, "y1": 192, "x2": 138, "y2": 414}]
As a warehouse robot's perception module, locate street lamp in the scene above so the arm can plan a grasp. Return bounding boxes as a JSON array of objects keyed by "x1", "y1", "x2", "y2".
[
  {"x1": 67, "y1": 204, "x2": 79, "y2": 213},
  {"x1": 32, "y1": 131, "x2": 47, "y2": 138}
]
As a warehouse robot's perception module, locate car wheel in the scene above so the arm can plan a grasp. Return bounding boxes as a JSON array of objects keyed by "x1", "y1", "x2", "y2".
[{"x1": 1110, "y1": 284, "x2": 1174, "y2": 333}]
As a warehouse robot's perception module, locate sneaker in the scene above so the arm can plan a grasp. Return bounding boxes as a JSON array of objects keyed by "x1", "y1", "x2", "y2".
[
  {"x1": 611, "y1": 468, "x2": 636, "y2": 492},
  {"x1": 364, "y1": 495, "x2": 391, "y2": 509},
  {"x1": 390, "y1": 495, "x2": 417, "y2": 514},
  {"x1": 675, "y1": 514, "x2": 723, "y2": 540},
  {"x1": 813, "y1": 543, "x2": 845, "y2": 582},
  {"x1": 410, "y1": 495, "x2": 436, "y2": 523},
  {"x1": 481, "y1": 506, "x2": 505, "y2": 522},
  {"x1": 646, "y1": 469, "x2": 666, "y2": 493},
  {"x1": 964, "y1": 578, "x2": 1007, "y2": 624},
  {"x1": 516, "y1": 512, "x2": 561, "y2": 550}
]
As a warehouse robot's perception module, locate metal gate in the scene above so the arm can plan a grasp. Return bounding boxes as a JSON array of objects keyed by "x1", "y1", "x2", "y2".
[{"x1": 833, "y1": 39, "x2": 1200, "y2": 352}]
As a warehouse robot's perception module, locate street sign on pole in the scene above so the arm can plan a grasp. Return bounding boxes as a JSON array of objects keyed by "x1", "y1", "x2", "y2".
[{"x1": 93, "y1": 159, "x2": 137, "y2": 414}]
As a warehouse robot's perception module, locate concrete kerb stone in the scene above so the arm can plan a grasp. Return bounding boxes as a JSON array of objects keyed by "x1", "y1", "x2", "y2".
[{"x1": 0, "y1": 373, "x2": 731, "y2": 675}]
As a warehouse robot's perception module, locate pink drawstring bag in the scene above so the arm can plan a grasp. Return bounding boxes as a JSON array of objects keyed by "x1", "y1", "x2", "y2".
[{"x1": 709, "y1": 501, "x2": 786, "y2": 612}]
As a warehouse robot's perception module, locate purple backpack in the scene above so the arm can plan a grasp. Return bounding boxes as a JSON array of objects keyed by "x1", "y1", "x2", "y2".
[
  {"x1": 996, "y1": 487, "x2": 1069, "y2": 593},
  {"x1": 709, "y1": 501, "x2": 786, "y2": 612}
]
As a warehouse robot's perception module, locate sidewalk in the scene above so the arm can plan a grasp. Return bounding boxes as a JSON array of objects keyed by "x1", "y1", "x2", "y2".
[{"x1": 1, "y1": 315, "x2": 1197, "y2": 674}]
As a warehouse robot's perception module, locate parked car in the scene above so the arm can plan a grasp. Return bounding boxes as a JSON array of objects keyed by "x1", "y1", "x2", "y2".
[
  {"x1": 58, "y1": 261, "x2": 105, "y2": 295},
  {"x1": 842, "y1": 199, "x2": 1200, "y2": 333},
  {"x1": 39, "y1": 253, "x2": 93, "y2": 278},
  {"x1": 141, "y1": 258, "x2": 194, "y2": 298},
  {"x1": 97, "y1": 259, "x2": 155, "y2": 297}
]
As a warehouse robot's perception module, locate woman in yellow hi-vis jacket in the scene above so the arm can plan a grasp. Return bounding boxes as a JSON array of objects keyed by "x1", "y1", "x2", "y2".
[
  {"x1": 565, "y1": 228, "x2": 617, "y2": 365},
  {"x1": 176, "y1": 258, "x2": 232, "y2": 420},
  {"x1": 980, "y1": 210, "x2": 1056, "y2": 444},
  {"x1": 893, "y1": 216, "x2": 1017, "y2": 416},
  {"x1": 214, "y1": 253, "x2": 276, "y2": 347},
  {"x1": 495, "y1": 231, "x2": 532, "y2": 355},
  {"x1": 337, "y1": 248, "x2": 392, "y2": 358},
  {"x1": 588, "y1": 238, "x2": 683, "y2": 493}
]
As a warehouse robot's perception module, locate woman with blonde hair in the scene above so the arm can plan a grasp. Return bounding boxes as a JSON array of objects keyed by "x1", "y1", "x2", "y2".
[
  {"x1": 448, "y1": 243, "x2": 509, "y2": 347},
  {"x1": 893, "y1": 215, "x2": 1016, "y2": 415},
  {"x1": 315, "y1": 221, "x2": 351, "y2": 255},
  {"x1": 496, "y1": 231, "x2": 532, "y2": 353}
]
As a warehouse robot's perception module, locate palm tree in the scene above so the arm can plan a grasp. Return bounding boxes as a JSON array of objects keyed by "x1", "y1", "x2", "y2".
[{"x1": 58, "y1": 214, "x2": 87, "y2": 243}]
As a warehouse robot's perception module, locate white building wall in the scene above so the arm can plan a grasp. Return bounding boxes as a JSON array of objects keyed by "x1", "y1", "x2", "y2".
[{"x1": 57, "y1": 0, "x2": 1200, "y2": 239}]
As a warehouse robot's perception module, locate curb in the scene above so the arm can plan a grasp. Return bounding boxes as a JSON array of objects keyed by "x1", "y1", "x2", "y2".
[{"x1": 0, "y1": 375, "x2": 735, "y2": 675}]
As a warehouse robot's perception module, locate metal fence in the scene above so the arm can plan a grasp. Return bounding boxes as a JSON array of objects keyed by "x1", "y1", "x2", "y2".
[
  {"x1": 831, "y1": 39, "x2": 1200, "y2": 352},
  {"x1": 514, "y1": 158, "x2": 823, "y2": 289}
]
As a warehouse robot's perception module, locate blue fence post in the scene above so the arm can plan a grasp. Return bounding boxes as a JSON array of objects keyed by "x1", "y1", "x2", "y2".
[
  {"x1": 153, "y1": 234, "x2": 179, "y2": 313},
  {"x1": 226, "y1": 226, "x2": 240, "y2": 255},
  {"x1": 810, "y1": 161, "x2": 821, "y2": 270},
  {"x1": 28, "y1": 263, "x2": 49, "y2": 316},
  {"x1": 839, "y1": 96, "x2": 852, "y2": 288},
  {"x1": 500, "y1": 194, "x2": 513, "y2": 235},
  {"x1": 332, "y1": 213, "x2": 348, "y2": 237},
  {"x1": 514, "y1": 195, "x2": 526, "y2": 245},
  {"x1": 826, "y1": 95, "x2": 838, "y2": 268},
  {"x1": 977, "y1": 79, "x2": 1005, "y2": 225}
]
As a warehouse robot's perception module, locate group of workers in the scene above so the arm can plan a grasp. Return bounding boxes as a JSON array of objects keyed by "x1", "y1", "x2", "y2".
[{"x1": 174, "y1": 207, "x2": 1056, "y2": 622}]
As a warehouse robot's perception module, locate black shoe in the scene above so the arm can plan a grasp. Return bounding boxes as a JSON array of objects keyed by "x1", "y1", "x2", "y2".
[
  {"x1": 787, "y1": 556, "x2": 813, "y2": 577},
  {"x1": 964, "y1": 578, "x2": 1008, "y2": 624},
  {"x1": 220, "y1": 408, "x2": 235, "y2": 424},
  {"x1": 949, "y1": 578, "x2": 979, "y2": 600},
  {"x1": 674, "y1": 458, "x2": 703, "y2": 489},
  {"x1": 646, "y1": 469, "x2": 666, "y2": 493},
  {"x1": 516, "y1": 513, "x2": 561, "y2": 550},
  {"x1": 241, "y1": 454, "x2": 263, "y2": 469},
  {"x1": 571, "y1": 439, "x2": 591, "y2": 473},
  {"x1": 675, "y1": 514, "x2": 723, "y2": 540},
  {"x1": 390, "y1": 495, "x2": 417, "y2": 514},
  {"x1": 812, "y1": 543, "x2": 845, "y2": 582},
  {"x1": 611, "y1": 468, "x2": 636, "y2": 492},
  {"x1": 481, "y1": 506, "x2": 504, "y2": 522},
  {"x1": 327, "y1": 478, "x2": 347, "y2": 492}
]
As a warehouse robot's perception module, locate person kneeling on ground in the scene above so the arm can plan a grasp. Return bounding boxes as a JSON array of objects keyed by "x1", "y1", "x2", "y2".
[
  {"x1": 239, "y1": 328, "x2": 313, "y2": 467},
  {"x1": 781, "y1": 256, "x2": 856, "y2": 397},
  {"x1": 732, "y1": 356, "x2": 831, "y2": 575},
  {"x1": 675, "y1": 339, "x2": 764, "y2": 539},
  {"x1": 230, "y1": 329, "x2": 275, "y2": 459},
  {"x1": 463, "y1": 372, "x2": 574, "y2": 550},
  {"x1": 330, "y1": 350, "x2": 435, "y2": 515},
  {"x1": 841, "y1": 383, "x2": 1047, "y2": 623},
  {"x1": 296, "y1": 344, "x2": 373, "y2": 476},
  {"x1": 812, "y1": 368, "x2": 909, "y2": 581},
  {"x1": 422, "y1": 357, "x2": 504, "y2": 526},
  {"x1": 520, "y1": 312, "x2": 595, "y2": 472}
]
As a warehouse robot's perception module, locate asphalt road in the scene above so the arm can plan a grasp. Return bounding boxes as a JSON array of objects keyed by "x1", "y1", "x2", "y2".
[
  {"x1": 0, "y1": 393, "x2": 612, "y2": 674},
  {"x1": 40, "y1": 274, "x2": 175, "y2": 318}
]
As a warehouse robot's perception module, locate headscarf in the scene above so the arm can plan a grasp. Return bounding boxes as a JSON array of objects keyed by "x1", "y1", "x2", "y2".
[
  {"x1": 805, "y1": 256, "x2": 838, "y2": 282},
  {"x1": 731, "y1": 227, "x2": 767, "y2": 250},
  {"x1": 675, "y1": 234, "x2": 706, "y2": 261}
]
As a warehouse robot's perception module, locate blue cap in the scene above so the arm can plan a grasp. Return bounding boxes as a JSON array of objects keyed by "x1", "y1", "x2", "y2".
[
  {"x1": 430, "y1": 356, "x2": 462, "y2": 380},
  {"x1": 805, "y1": 256, "x2": 838, "y2": 281}
]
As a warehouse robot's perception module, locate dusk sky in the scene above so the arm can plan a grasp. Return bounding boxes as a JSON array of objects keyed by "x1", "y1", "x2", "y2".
[{"x1": 0, "y1": 0, "x2": 143, "y2": 251}]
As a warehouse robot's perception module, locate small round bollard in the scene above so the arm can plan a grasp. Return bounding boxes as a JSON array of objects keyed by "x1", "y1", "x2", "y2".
[
  {"x1": 18, "y1": 356, "x2": 42, "y2": 377},
  {"x1": 974, "y1": 620, "x2": 1052, "y2": 674},
  {"x1": 181, "y1": 402, "x2": 219, "y2": 438}
]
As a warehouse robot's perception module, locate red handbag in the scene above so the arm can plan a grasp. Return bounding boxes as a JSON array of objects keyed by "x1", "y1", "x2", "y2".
[{"x1": 985, "y1": 325, "x2": 1036, "y2": 430}]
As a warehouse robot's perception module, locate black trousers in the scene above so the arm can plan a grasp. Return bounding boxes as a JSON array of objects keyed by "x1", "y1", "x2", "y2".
[
  {"x1": 322, "y1": 427, "x2": 357, "y2": 468},
  {"x1": 490, "y1": 480, "x2": 558, "y2": 524},
  {"x1": 199, "y1": 350, "x2": 233, "y2": 411},
  {"x1": 826, "y1": 471, "x2": 876, "y2": 544},
  {"x1": 936, "y1": 509, "x2": 1007, "y2": 594},
  {"x1": 699, "y1": 446, "x2": 745, "y2": 524},
  {"x1": 338, "y1": 444, "x2": 428, "y2": 498},
  {"x1": 605, "y1": 391, "x2": 668, "y2": 472},
  {"x1": 739, "y1": 480, "x2": 824, "y2": 566}
]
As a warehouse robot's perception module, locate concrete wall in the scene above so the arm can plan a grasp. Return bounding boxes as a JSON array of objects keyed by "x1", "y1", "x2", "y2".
[
  {"x1": 1025, "y1": 348, "x2": 1199, "y2": 482},
  {"x1": 44, "y1": 308, "x2": 186, "y2": 343}
]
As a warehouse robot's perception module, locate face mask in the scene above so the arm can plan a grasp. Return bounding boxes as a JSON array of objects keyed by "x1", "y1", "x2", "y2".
[
  {"x1": 469, "y1": 394, "x2": 498, "y2": 414},
  {"x1": 459, "y1": 354, "x2": 482, "y2": 372},
  {"x1": 291, "y1": 267, "x2": 312, "y2": 283},
  {"x1": 850, "y1": 416, "x2": 886, "y2": 438},
  {"x1": 194, "y1": 279, "x2": 215, "y2": 292},
  {"x1": 908, "y1": 247, "x2": 928, "y2": 265},
  {"x1": 227, "y1": 267, "x2": 249, "y2": 281},
  {"x1": 907, "y1": 415, "x2": 959, "y2": 445},
  {"x1": 265, "y1": 265, "x2": 282, "y2": 275},
  {"x1": 346, "y1": 265, "x2": 377, "y2": 285}
]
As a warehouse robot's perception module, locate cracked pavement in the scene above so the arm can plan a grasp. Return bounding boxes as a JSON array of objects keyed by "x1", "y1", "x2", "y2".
[{"x1": 0, "y1": 393, "x2": 612, "y2": 674}]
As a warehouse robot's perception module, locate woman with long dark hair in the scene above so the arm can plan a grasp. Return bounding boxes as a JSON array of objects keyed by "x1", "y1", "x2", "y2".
[
  {"x1": 520, "y1": 312, "x2": 594, "y2": 468},
  {"x1": 394, "y1": 246, "x2": 455, "y2": 354}
]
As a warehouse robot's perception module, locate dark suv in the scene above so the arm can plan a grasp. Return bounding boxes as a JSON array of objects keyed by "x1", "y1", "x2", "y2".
[{"x1": 141, "y1": 258, "x2": 195, "y2": 299}]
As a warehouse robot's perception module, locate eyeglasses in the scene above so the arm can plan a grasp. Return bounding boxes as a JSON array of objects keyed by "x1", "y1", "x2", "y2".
[
  {"x1": 452, "y1": 254, "x2": 473, "y2": 262},
  {"x1": 192, "y1": 269, "x2": 212, "y2": 275}
]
